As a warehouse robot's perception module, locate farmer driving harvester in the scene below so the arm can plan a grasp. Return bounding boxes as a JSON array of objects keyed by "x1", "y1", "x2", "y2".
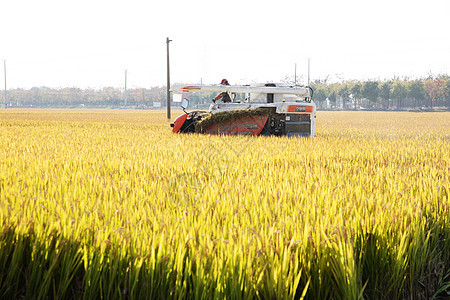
[{"x1": 213, "y1": 79, "x2": 231, "y2": 103}]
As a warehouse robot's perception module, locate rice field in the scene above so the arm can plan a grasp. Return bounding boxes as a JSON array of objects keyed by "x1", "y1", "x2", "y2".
[{"x1": 0, "y1": 109, "x2": 449, "y2": 299}]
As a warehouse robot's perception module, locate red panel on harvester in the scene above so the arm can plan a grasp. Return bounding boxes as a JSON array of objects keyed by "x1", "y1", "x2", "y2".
[
  {"x1": 287, "y1": 105, "x2": 313, "y2": 113},
  {"x1": 172, "y1": 114, "x2": 188, "y2": 133}
]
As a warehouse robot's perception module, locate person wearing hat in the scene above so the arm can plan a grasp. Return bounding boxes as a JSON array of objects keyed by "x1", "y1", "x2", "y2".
[{"x1": 213, "y1": 79, "x2": 232, "y2": 103}]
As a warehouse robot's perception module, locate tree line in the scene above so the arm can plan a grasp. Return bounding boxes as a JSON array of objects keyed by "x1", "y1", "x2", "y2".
[
  {"x1": 310, "y1": 74, "x2": 449, "y2": 110},
  {"x1": 1, "y1": 86, "x2": 167, "y2": 109},
  {"x1": 0, "y1": 86, "x2": 220, "y2": 109},
  {"x1": 1, "y1": 75, "x2": 449, "y2": 110}
]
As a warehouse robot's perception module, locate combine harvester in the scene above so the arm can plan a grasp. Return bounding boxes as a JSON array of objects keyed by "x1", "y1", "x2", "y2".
[{"x1": 170, "y1": 83, "x2": 315, "y2": 137}]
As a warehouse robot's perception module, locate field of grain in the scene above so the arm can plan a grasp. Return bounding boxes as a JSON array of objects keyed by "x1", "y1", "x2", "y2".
[{"x1": 0, "y1": 109, "x2": 449, "y2": 299}]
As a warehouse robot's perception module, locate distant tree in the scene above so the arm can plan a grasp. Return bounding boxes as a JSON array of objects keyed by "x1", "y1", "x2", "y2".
[
  {"x1": 350, "y1": 82, "x2": 362, "y2": 109},
  {"x1": 30, "y1": 88, "x2": 43, "y2": 107},
  {"x1": 338, "y1": 83, "x2": 351, "y2": 109},
  {"x1": 391, "y1": 80, "x2": 407, "y2": 109},
  {"x1": 310, "y1": 84, "x2": 327, "y2": 102},
  {"x1": 379, "y1": 81, "x2": 392, "y2": 109},
  {"x1": 444, "y1": 76, "x2": 450, "y2": 105},
  {"x1": 328, "y1": 89, "x2": 337, "y2": 106},
  {"x1": 361, "y1": 81, "x2": 379, "y2": 107},
  {"x1": 424, "y1": 77, "x2": 448, "y2": 109},
  {"x1": 407, "y1": 80, "x2": 425, "y2": 108}
]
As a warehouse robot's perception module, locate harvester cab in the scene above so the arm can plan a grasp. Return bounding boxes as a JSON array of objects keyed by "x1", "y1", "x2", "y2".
[{"x1": 170, "y1": 83, "x2": 316, "y2": 137}]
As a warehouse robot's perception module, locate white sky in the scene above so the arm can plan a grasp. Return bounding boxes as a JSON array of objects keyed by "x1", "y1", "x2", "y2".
[{"x1": 1, "y1": 0, "x2": 449, "y2": 89}]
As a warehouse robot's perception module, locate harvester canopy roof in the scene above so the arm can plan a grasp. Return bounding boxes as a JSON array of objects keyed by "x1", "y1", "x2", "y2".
[{"x1": 171, "y1": 84, "x2": 311, "y2": 97}]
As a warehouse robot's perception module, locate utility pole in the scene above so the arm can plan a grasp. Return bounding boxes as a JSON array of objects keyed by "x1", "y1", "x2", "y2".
[
  {"x1": 294, "y1": 63, "x2": 297, "y2": 85},
  {"x1": 124, "y1": 69, "x2": 127, "y2": 108},
  {"x1": 3, "y1": 60, "x2": 6, "y2": 109},
  {"x1": 307, "y1": 58, "x2": 310, "y2": 86},
  {"x1": 166, "y1": 37, "x2": 172, "y2": 119}
]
